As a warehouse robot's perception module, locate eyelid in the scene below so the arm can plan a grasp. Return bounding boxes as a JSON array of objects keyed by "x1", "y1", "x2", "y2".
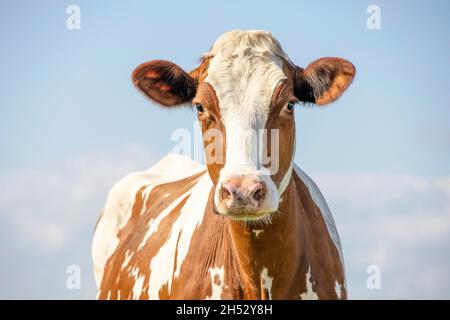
[
  {"x1": 193, "y1": 101, "x2": 204, "y2": 109},
  {"x1": 277, "y1": 96, "x2": 298, "y2": 108}
]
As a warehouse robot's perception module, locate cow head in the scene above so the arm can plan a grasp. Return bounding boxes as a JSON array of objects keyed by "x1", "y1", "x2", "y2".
[{"x1": 132, "y1": 30, "x2": 355, "y2": 222}]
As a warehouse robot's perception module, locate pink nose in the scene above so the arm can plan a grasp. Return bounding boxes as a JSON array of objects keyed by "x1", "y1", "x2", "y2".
[{"x1": 218, "y1": 175, "x2": 267, "y2": 212}]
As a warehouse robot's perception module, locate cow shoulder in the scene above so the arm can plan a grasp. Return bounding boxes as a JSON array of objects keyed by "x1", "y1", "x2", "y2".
[{"x1": 92, "y1": 154, "x2": 204, "y2": 287}]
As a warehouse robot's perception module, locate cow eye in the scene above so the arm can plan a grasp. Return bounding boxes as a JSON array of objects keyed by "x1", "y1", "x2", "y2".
[
  {"x1": 195, "y1": 103, "x2": 204, "y2": 113},
  {"x1": 285, "y1": 101, "x2": 295, "y2": 113}
]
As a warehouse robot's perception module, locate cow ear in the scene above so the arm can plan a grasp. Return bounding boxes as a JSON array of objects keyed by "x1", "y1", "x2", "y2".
[
  {"x1": 294, "y1": 57, "x2": 355, "y2": 105},
  {"x1": 132, "y1": 60, "x2": 197, "y2": 107}
]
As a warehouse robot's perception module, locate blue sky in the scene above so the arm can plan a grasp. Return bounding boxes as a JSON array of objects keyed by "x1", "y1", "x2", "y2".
[{"x1": 0, "y1": 0, "x2": 449, "y2": 299}]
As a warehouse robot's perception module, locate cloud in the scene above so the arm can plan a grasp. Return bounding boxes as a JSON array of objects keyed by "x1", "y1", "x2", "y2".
[
  {"x1": 315, "y1": 172, "x2": 450, "y2": 299},
  {"x1": 1, "y1": 146, "x2": 449, "y2": 299}
]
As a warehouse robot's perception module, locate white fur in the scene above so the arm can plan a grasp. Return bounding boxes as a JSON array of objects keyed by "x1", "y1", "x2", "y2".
[
  {"x1": 137, "y1": 190, "x2": 191, "y2": 251},
  {"x1": 92, "y1": 154, "x2": 205, "y2": 287},
  {"x1": 121, "y1": 249, "x2": 132, "y2": 270},
  {"x1": 335, "y1": 281, "x2": 343, "y2": 299},
  {"x1": 205, "y1": 267, "x2": 226, "y2": 300},
  {"x1": 204, "y1": 30, "x2": 291, "y2": 215},
  {"x1": 132, "y1": 274, "x2": 145, "y2": 299},
  {"x1": 252, "y1": 229, "x2": 264, "y2": 238},
  {"x1": 299, "y1": 266, "x2": 319, "y2": 300},
  {"x1": 260, "y1": 267, "x2": 273, "y2": 300}
]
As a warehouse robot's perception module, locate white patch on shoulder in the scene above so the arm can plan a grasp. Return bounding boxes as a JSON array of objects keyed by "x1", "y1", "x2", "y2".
[
  {"x1": 299, "y1": 266, "x2": 318, "y2": 300},
  {"x1": 261, "y1": 267, "x2": 273, "y2": 300},
  {"x1": 147, "y1": 173, "x2": 213, "y2": 299},
  {"x1": 205, "y1": 267, "x2": 226, "y2": 300},
  {"x1": 293, "y1": 165, "x2": 345, "y2": 271},
  {"x1": 138, "y1": 190, "x2": 191, "y2": 251},
  {"x1": 252, "y1": 229, "x2": 264, "y2": 238},
  {"x1": 92, "y1": 153, "x2": 205, "y2": 288}
]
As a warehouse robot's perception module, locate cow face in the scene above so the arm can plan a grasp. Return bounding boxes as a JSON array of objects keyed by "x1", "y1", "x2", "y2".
[{"x1": 132, "y1": 30, "x2": 355, "y2": 222}]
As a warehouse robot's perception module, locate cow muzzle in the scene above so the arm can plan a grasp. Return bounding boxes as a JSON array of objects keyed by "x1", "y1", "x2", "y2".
[{"x1": 213, "y1": 174, "x2": 279, "y2": 221}]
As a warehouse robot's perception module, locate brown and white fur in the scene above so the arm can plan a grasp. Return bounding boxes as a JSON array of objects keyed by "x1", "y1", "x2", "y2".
[{"x1": 92, "y1": 30, "x2": 355, "y2": 300}]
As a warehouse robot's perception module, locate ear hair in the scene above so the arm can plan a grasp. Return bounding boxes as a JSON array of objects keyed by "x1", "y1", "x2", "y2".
[
  {"x1": 294, "y1": 57, "x2": 355, "y2": 105},
  {"x1": 189, "y1": 56, "x2": 211, "y2": 82}
]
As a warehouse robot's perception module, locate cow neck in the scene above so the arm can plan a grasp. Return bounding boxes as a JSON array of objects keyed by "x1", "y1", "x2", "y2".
[{"x1": 226, "y1": 175, "x2": 303, "y2": 299}]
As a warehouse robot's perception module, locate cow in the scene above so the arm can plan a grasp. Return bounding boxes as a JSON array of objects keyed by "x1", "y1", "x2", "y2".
[{"x1": 92, "y1": 30, "x2": 355, "y2": 300}]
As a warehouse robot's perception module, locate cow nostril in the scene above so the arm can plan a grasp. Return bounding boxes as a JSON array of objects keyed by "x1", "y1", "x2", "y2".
[
  {"x1": 251, "y1": 183, "x2": 266, "y2": 204},
  {"x1": 219, "y1": 185, "x2": 232, "y2": 201},
  {"x1": 253, "y1": 188, "x2": 262, "y2": 201}
]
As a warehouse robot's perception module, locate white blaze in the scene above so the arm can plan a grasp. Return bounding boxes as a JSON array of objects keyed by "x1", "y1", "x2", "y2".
[{"x1": 204, "y1": 30, "x2": 291, "y2": 212}]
